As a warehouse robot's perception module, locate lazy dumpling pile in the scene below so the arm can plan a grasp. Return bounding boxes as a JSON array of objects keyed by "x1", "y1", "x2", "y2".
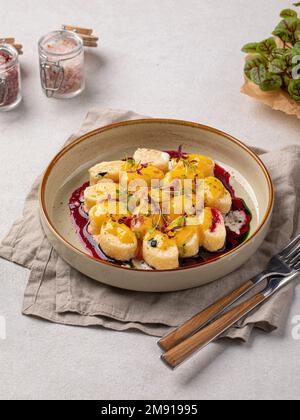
[{"x1": 83, "y1": 148, "x2": 235, "y2": 270}]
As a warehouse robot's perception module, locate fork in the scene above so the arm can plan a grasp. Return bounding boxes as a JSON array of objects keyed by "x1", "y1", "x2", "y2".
[
  {"x1": 161, "y1": 270, "x2": 299, "y2": 369},
  {"x1": 158, "y1": 233, "x2": 300, "y2": 353}
]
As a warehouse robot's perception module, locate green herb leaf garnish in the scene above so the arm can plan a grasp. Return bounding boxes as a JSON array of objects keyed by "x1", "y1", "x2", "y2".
[
  {"x1": 149, "y1": 239, "x2": 158, "y2": 248},
  {"x1": 288, "y1": 78, "x2": 300, "y2": 101},
  {"x1": 241, "y1": 43, "x2": 259, "y2": 54},
  {"x1": 256, "y1": 38, "x2": 277, "y2": 57},
  {"x1": 242, "y1": 5, "x2": 300, "y2": 104},
  {"x1": 269, "y1": 58, "x2": 287, "y2": 74},
  {"x1": 250, "y1": 64, "x2": 267, "y2": 85},
  {"x1": 280, "y1": 9, "x2": 298, "y2": 18},
  {"x1": 97, "y1": 172, "x2": 108, "y2": 178},
  {"x1": 260, "y1": 74, "x2": 282, "y2": 91}
]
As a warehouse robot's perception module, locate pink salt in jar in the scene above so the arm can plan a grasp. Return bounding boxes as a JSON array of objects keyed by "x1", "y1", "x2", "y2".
[
  {"x1": 38, "y1": 30, "x2": 85, "y2": 99},
  {"x1": 0, "y1": 44, "x2": 22, "y2": 111}
]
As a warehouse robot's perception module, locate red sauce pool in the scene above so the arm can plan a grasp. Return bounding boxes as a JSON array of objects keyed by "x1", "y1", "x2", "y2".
[
  {"x1": 69, "y1": 182, "x2": 116, "y2": 263},
  {"x1": 210, "y1": 208, "x2": 221, "y2": 233},
  {"x1": 69, "y1": 163, "x2": 252, "y2": 269}
]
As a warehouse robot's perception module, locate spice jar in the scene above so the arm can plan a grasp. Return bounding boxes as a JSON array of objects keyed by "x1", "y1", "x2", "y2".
[
  {"x1": 0, "y1": 43, "x2": 22, "y2": 111},
  {"x1": 38, "y1": 30, "x2": 85, "y2": 99}
]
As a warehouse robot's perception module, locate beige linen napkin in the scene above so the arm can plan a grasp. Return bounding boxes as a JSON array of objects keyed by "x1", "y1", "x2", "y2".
[{"x1": 0, "y1": 109, "x2": 298, "y2": 339}]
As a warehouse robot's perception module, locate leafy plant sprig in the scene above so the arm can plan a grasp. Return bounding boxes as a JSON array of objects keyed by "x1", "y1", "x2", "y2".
[{"x1": 242, "y1": 4, "x2": 300, "y2": 102}]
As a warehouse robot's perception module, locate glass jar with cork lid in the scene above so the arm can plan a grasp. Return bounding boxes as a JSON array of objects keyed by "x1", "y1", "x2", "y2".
[
  {"x1": 0, "y1": 43, "x2": 22, "y2": 111},
  {"x1": 38, "y1": 30, "x2": 85, "y2": 99}
]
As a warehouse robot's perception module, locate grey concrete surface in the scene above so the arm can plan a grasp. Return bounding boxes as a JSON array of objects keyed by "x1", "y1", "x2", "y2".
[{"x1": 0, "y1": 0, "x2": 300, "y2": 400}]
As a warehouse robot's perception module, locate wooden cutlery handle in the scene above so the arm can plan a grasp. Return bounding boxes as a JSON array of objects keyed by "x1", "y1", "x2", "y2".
[
  {"x1": 162, "y1": 292, "x2": 265, "y2": 369},
  {"x1": 159, "y1": 280, "x2": 254, "y2": 352}
]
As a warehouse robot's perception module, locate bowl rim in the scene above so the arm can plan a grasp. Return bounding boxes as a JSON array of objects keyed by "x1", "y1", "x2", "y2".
[{"x1": 39, "y1": 118, "x2": 274, "y2": 273}]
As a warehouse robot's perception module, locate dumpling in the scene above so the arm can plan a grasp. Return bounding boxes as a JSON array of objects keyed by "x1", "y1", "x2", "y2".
[
  {"x1": 186, "y1": 154, "x2": 215, "y2": 177},
  {"x1": 96, "y1": 219, "x2": 138, "y2": 261},
  {"x1": 89, "y1": 161, "x2": 123, "y2": 185},
  {"x1": 204, "y1": 177, "x2": 232, "y2": 214},
  {"x1": 173, "y1": 226, "x2": 200, "y2": 258},
  {"x1": 83, "y1": 180, "x2": 118, "y2": 213},
  {"x1": 120, "y1": 163, "x2": 165, "y2": 187},
  {"x1": 199, "y1": 208, "x2": 226, "y2": 252},
  {"x1": 133, "y1": 148, "x2": 170, "y2": 173},
  {"x1": 143, "y1": 231, "x2": 179, "y2": 270}
]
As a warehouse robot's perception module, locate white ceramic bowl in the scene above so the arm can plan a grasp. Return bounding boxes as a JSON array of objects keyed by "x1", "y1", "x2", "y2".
[{"x1": 39, "y1": 119, "x2": 274, "y2": 292}]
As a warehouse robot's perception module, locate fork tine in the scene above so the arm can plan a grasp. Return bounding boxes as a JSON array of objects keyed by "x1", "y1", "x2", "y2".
[
  {"x1": 280, "y1": 233, "x2": 300, "y2": 259},
  {"x1": 294, "y1": 261, "x2": 300, "y2": 271},
  {"x1": 283, "y1": 241, "x2": 300, "y2": 263},
  {"x1": 287, "y1": 250, "x2": 300, "y2": 266},
  {"x1": 285, "y1": 250, "x2": 300, "y2": 271},
  {"x1": 289, "y1": 258, "x2": 300, "y2": 271}
]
